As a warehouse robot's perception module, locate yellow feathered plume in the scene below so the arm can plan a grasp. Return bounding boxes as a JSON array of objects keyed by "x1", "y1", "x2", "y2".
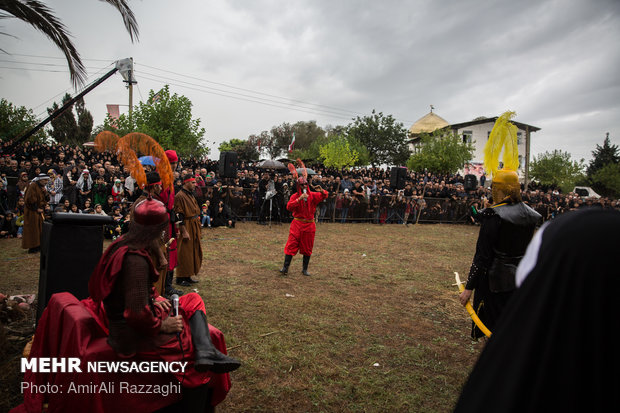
[{"x1": 483, "y1": 111, "x2": 519, "y2": 178}]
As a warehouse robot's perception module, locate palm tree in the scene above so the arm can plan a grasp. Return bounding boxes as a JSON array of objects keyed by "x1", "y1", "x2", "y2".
[{"x1": 0, "y1": 0, "x2": 139, "y2": 88}]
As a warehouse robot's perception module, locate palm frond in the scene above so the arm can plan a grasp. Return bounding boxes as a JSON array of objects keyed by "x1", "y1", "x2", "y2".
[
  {"x1": 100, "y1": 0, "x2": 139, "y2": 41},
  {"x1": 0, "y1": 0, "x2": 86, "y2": 87},
  {"x1": 0, "y1": 0, "x2": 139, "y2": 88}
]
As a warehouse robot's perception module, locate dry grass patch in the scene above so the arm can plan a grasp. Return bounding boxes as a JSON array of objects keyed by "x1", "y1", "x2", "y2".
[{"x1": 1, "y1": 222, "x2": 482, "y2": 412}]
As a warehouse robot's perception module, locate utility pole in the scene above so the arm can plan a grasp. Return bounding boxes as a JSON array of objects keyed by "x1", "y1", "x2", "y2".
[{"x1": 124, "y1": 58, "x2": 137, "y2": 117}]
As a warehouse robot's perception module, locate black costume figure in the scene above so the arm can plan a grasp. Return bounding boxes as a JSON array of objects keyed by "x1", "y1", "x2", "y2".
[
  {"x1": 455, "y1": 209, "x2": 620, "y2": 413},
  {"x1": 464, "y1": 201, "x2": 540, "y2": 338}
]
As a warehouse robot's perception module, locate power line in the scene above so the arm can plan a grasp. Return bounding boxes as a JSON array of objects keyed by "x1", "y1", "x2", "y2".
[
  {"x1": 137, "y1": 62, "x2": 417, "y2": 125},
  {"x1": 6, "y1": 52, "x2": 114, "y2": 62},
  {"x1": 135, "y1": 69, "x2": 359, "y2": 120},
  {"x1": 137, "y1": 62, "x2": 365, "y2": 118},
  {"x1": 3, "y1": 53, "x2": 418, "y2": 125},
  {"x1": 136, "y1": 72, "x2": 357, "y2": 122},
  {"x1": 29, "y1": 63, "x2": 116, "y2": 118},
  {"x1": 0, "y1": 66, "x2": 70, "y2": 73},
  {"x1": 0, "y1": 59, "x2": 108, "y2": 69}
]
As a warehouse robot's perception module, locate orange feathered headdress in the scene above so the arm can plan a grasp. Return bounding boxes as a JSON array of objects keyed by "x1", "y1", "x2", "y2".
[{"x1": 94, "y1": 131, "x2": 174, "y2": 191}]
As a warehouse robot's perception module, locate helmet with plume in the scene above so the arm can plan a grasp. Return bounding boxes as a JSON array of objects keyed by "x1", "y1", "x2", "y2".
[{"x1": 483, "y1": 111, "x2": 521, "y2": 203}]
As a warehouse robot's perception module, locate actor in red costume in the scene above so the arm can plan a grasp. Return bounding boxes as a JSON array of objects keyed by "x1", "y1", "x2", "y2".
[
  {"x1": 158, "y1": 149, "x2": 184, "y2": 297},
  {"x1": 280, "y1": 162, "x2": 328, "y2": 276},
  {"x1": 90, "y1": 197, "x2": 240, "y2": 408},
  {"x1": 14, "y1": 196, "x2": 240, "y2": 413}
]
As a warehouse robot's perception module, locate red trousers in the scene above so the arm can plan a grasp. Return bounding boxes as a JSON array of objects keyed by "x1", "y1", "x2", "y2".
[{"x1": 284, "y1": 219, "x2": 316, "y2": 256}]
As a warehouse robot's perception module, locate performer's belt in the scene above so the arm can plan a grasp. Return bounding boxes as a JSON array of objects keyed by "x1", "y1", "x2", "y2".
[{"x1": 294, "y1": 217, "x2": 315, "y2": 223}]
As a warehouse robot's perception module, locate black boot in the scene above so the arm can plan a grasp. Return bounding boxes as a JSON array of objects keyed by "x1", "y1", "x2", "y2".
[
  {"x1": 302, "y1": 255, "x2": 311, "y2": 276},
  {"x1": 190, "y1": 311, "x2": 241, "y2": 374},
  {"x1": 279, "y1": 254, "x2": 293, "y2": 274},
  {"x1": 165, "y1": 270, "x2": 184, "y2": 298}
]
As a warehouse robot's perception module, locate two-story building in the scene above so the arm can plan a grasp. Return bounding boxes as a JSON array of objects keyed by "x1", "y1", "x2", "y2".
[{"x1": 408, "y1": 109, "x2": 540, "y2": 188}]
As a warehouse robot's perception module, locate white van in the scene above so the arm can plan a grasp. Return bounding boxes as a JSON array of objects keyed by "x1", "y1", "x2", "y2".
[{"x1": 572, "y1": 186, "x2": 601, "y2": 199}]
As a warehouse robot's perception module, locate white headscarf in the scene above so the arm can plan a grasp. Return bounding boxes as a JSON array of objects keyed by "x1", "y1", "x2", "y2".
[{"x1": 76, "y1": 170, "x2": 93, "y2": 191}]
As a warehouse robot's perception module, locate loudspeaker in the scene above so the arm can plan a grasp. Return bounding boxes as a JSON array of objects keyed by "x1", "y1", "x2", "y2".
[
  {"x1": 464, "y1": 174, "x2": 478, "y2": 191},
  {"x1": 218, "y1": 151, "x2": 238, "y2": 178},
  {"x1": 390, "y1": 167, "x2": 408, "y2": 190},
  {"x1": 37, "y1": 214, "x2": 113, "y2": 321}
]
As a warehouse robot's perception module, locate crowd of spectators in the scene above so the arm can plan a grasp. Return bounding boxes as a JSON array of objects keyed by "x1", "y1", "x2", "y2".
[{"x1": 1, "y1": 140, "x2": 619, "y2": 239}]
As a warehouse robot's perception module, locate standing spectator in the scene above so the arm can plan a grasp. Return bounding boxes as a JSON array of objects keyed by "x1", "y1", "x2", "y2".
[
  {"x1": 22, "y1": 173, "x2": 49, "y2": 253},
  {"x1": 4, "y1": 159, "x2": 20, "y2": 209},
  {"x1": 0, "y1": 173, "x2": 9, "y2": 213},
  {"x1": 62, "y1": 163, "x2": 78, "y2": 206},
  {"x1": 16, "y1": 171, "x2": 30, "y2": 199},
  {"x1": 339, "y1": 189, "x2": 352, "y2": 223},
  {"x1": 76, "y1": 169, "x2": 93, "y2": 208},
  {"x1": 92, "y1": 176, "x2": 109, "y2": 206},
  {"x1": 45, "y1": 169, "x2": 63, "y2": 210}
]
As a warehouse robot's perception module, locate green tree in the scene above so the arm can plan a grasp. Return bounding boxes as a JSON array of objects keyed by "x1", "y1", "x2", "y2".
[
  {"x1": 529, "y1": 150, "x2": 585, "y2": 193},
  {"x1": 406, "y1": 130, "x2": 474, "y2": 174},
  {"x1": 103, "y1": 85, "x2": 208, "y2": 157},
  {"x1": 219, "y1": 138, "x2": 260, "y2": 162},
  {"x1": 75, "y1": 98, "x2": 93, "y2": 143},
  {"x1": 590, "y1": 162, "x2": 620, "y2": 198},
  {"x1": 47, "y1": 93, "x2": 78, "y2": 144},
  {"x1": 0, "y1": 0, "x2": 138, "y2": 87},
  {"x1": 47, "y1": 95, "x2": 93, "y2": 145},
  {"x1": 0, "y1": 98, "x2": 45, "y2": 142},
  {"x1": 319, "y1": 135, "x2": 359, "y2": 169},
  {"x1": 249, "y1": 131, "x2": 276, "y2": 159},
  {"x1": 587, "y1": 135, "x2": 619, "y2": 176},
  {"x1": 267, "y1": 121, "x2": 326, "y2": 161},
  {"x1": 268, "y1": 122, "x2": 294, "y2": 159},
  {"x1": 586, "y1": 135, "x2": 620, "y2": 197},
  {"x1": 346, "y1": 110, "x2": 410, "y2": 166}
]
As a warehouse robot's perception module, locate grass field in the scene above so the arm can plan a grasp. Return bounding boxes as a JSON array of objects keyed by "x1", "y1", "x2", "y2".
[{"x1": 0, "y1": 222, "x2": 484, "y2": 412}]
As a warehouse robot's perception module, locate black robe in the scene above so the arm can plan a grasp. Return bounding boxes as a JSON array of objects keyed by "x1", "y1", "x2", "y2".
[
  {"x1": 465, "y1": 202, "x2": 540, "y2": 338},
  {"x1": 455, "y1": 208, "x2": 620, "y2": 412}
]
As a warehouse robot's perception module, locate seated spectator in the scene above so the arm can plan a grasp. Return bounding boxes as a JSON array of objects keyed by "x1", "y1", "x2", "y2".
[
  {"x1": 0, "y1": 211, "x2": 18, "y2": 238},
  {"x1": 94, "y1": 204, "x2": 107, "y2": 216},
  {"x1": 201, "y1": 201, "x2": 211, "y2": 228}
]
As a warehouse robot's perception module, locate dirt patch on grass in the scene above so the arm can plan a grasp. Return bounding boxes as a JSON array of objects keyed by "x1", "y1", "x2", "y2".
[{"x1": 0, "y1": 222, "x2": 483, "y2": 412}]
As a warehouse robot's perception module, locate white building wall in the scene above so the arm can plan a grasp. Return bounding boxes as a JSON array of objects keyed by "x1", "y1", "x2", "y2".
[{"x1": 455, "y1": 122, "x2": 527, "y2": 176}]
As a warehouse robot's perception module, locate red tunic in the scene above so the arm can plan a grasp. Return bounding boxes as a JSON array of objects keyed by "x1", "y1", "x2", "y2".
[
  {"x1": 284, "y1": 189, "x2": 328, "y2": 256},
  {"x1": 12, "y1": 241, "x2": 232, "y2": 413}
]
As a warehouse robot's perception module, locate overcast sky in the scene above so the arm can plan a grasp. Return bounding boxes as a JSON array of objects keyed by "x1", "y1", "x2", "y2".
[{"x1": 1, "y1": 0, "x2": 618, "y2": 163}]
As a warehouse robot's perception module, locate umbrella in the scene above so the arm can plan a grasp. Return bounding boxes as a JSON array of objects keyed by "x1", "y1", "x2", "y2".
[
  {"x1": 256, "y1": 159, "x2": 286, "y2": 169},
  {"x1": 297, "y1": 168, "x2": 317, "y2": 176},
  {"x1": 138, "y1": 156, "x2": 156, "y2": 167}
]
